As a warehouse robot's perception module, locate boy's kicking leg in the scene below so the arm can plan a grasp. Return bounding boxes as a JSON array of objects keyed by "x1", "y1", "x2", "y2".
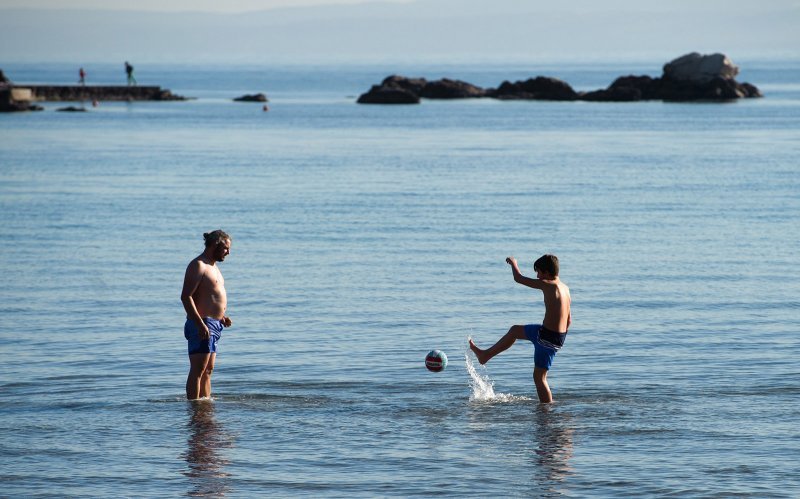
[
  {"x1": 469, "y1": 325, "x2": 526, "y2": 364},
  {"x1": 533, "y1": 367, "x2": 553, "y2": 403}
]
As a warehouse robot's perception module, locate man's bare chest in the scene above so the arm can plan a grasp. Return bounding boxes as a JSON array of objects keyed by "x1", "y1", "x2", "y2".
[{"x1": 201, "y1": 267, "x2": 225, "y2": 291}]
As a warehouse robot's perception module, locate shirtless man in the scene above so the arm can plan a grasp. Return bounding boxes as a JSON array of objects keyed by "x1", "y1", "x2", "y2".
[
  {"x1": 181, "y1": 230, "x2": 232, "y2": 400},
  {"x1": 470, "y1": 254, "x2": 571, "y2": 403}
]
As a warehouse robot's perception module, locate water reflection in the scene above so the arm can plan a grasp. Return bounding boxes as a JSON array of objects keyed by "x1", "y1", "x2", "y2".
[
  {"x1": 530, "y1": 405, "x2": 574, "y2": 494},
  {"x1": 182, "y1": 400, "x2": 234, "y2": 497}
]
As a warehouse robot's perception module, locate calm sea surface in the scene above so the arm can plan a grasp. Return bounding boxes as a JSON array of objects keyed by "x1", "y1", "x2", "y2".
[{"x1": 1, "y1": 61, "x2": 799, "y2": 497}]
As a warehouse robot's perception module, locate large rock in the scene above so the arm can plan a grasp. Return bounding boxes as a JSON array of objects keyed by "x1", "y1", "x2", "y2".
[
  {"x1": 581, "y1": 86, "x2": 642, "y2": 102},
  {"x1": 357, "y1": 75, "x2": 424, "y2": 104},
  {"x1": 420, "y1": 78, "x2": 486, "y2": 99},
  {"x1": 357, "y1": 84, "x2": 420, "y2": 104},
  {"x1": 658, "y1": 76, "x2": 761, "y2": 101},
  {"x1": 663, "y1": 52, "x2": 739, "y2": 83},
  {"x1": 489, "y1": 76, "x2": 578, "y2": 101},
  {"x1": 657, "y1": 53, "x2": 761, "y2": 100},
  {"x1": 580, "y1": 75, "x2": 658, "y2": 101},
  {"x1": 381, "y1": 75, "x2": 428, "y2": 94},
  {"x1": 580, "y1": 54, "x2": 761, "y2": 102}
]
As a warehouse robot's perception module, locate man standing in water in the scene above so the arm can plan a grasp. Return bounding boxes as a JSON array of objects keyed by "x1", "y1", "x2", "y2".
[
  {"x1": 181, "y1": 230, "x2": 233, "y2": 400},
  {"x1": 470, "y1": 254, "x2": 571, "y2": 403}
]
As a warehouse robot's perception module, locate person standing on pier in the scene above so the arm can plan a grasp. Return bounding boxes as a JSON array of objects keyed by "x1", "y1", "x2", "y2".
[
  {"x1": 79, "y1": 67, "x2": 86, "y2": 86},
  {"x1": 125, "y1": 61, "x2": 137, "y2": 86}
]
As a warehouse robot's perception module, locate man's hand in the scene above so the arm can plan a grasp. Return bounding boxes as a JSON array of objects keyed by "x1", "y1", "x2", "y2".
[
  {"x1": 222, "y1": 316, "x2": 232, "y2": 328},
  {"x1": 196, "y1": 320, "x2": 210, "y2": 340},
  {"x1": 506, "y1": 256, "x2": 517, "y2": 267}
]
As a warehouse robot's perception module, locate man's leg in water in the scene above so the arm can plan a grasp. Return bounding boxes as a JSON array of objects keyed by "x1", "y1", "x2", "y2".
[
  {"x1": 533, "y1": 367, "x2": 553, "y2": 403},
  {"x1": 469, "y1": 325, "x2": 527, "y2": 364},
  {"x1": 199, "y1": 353, "x2": 216, "y2": 398},
  {"x1": 187, "y1": 353, "x2": 212, "y2": 400}
]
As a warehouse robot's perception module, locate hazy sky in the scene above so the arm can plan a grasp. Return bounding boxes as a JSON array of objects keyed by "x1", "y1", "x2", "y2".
[
  {"x1": 1, "y1": 0, "x2": 798, "y2": 63},
  {"x1": 0, "y1": 0, "x2": 413, "y2": 12}
]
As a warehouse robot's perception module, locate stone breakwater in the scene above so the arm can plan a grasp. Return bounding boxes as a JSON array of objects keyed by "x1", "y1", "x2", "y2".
[
  {"x1": 16, "y1": 85, "x2": 188, "y2": 102},
  {"x1": 1, "y1": 68, "x2": 190, "y2": 111},
  {"x1": 358, "y1": 52, "x2": 762, "y2": 104}
]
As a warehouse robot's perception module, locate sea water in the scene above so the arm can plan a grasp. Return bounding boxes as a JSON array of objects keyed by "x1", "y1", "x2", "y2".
[{"x1": 1, "y1": 60, "x2": 799, "y2": 497}]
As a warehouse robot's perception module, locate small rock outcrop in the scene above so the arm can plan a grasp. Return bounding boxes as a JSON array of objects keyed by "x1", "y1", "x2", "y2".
[
  {"x1": 419, "y1": 78, "x2": 486, "y2": 99},
  {"x1": 381, "y1": 75, "x2": 428, "y2": 95},
  {"x1": 234, "y1": 93, "x2": 268, "y2": 102},
  {"x1": 357, "y1": 75, "x2": 483, "y2": 104},
  {"x1": 357, "y1": 84, "x2": 420, "y2": 104},
  {"x1": 581, "y1": 75, "x2": 658, "y2": 101},
  {"x1": 489, "y1": 76, "x2": 578, "y2": 101}
]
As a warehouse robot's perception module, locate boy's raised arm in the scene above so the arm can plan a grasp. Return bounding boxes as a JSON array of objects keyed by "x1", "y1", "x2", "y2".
[{"x1": 506, "y1": 256, "x2": 543, "y2": 289}]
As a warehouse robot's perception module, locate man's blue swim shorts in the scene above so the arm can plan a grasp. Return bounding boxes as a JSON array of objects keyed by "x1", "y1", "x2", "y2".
[
  {"x1": 524, "y1": 324, "x2": 567, "y2": 371},
  {"x1": 184, "y1": 317, "x2": 224, "y2": 355}
]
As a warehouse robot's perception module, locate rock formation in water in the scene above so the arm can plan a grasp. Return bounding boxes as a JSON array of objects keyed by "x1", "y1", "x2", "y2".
[
  {"x1": 583, "y1": 53, "x2": 762, "y2": 101},
  {"x1": 663, "y1": 52, "x2": 739, "y2": 83},
  {"x1": 357, "y1": 77, "x2": 421, "y2": 104},
  {"x1": 419, "y1": 78, "x2": 486, "y2": 99},
  {"x1": 357, "y1": 53, "x2": 762, "y2": 104},
  {"x1": 357, "y1": 75, "x2": 485, "y2": 104},
  {"x1": 234, "y1": 93, "x2": 269, "y2": 102},
  {"x1": 488, "y1": 76, "x2": 579, "y2": 101}
]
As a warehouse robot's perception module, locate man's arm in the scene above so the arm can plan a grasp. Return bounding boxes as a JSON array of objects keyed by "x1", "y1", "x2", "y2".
[
  {"x1": 181, "y1": 259, "x2": 209, "y2": 340},
  {"x1": 506, "y1": 257, "x2": 544, "y2": 289}
]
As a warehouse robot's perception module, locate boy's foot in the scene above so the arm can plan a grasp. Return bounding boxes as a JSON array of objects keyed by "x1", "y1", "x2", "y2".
[{"x1": 468, "y1": 339, "x2": 489, "y2": 365}]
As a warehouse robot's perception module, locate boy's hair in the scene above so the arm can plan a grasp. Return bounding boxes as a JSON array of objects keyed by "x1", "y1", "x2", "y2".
[
  {"x1": 204, "y1": 230, "x2": 231, "y2": 247},
  {"x1": 534, "y1": 254, "x2": 559, "y2": 276}
]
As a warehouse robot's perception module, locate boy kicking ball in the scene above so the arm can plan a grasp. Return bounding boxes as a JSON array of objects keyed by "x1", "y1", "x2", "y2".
[{"x1": 470, "y1": 255, "x2": 571, "y2": 403}]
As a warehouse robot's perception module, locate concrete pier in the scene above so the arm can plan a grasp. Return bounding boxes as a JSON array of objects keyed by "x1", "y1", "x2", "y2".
[{"x1": 15, "y1": 85, "x2": 189, "y2": 102}]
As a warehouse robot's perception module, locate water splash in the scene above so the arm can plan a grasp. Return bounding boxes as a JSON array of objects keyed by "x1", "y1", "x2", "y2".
[
  {"x1": 465, "y1": 352, "x2": 497, "y2": 402},
  {"x1": 465, "y1": 338, "x2": 532, "y2": 404}
]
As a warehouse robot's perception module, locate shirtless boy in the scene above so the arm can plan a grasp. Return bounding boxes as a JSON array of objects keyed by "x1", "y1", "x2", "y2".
[
  {"x1": 470, "y1": 254, "x2": 571, "y2": 403},
  {"x1": 181, "y1": 230, "x2": 232, "y2": 400}
]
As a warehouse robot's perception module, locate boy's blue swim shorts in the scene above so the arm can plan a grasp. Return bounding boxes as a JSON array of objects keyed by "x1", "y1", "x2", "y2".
[{"x1": 524, "y1": 324, "x2": 566, "y2": 371}]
